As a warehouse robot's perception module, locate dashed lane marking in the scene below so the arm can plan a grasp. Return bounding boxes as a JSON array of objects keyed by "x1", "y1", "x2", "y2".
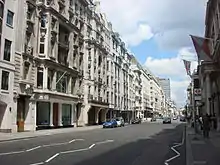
[
  {"x1": 29, "y1": 139, "x2": 114, "y2": 165},
  {"x1": 29, "y1": 162, "x2": 44, "y2": 165},
  {"x1": 45, "y1": 153, "x2": 60, "y2": 163},
  {"x1": 0, "y1": 139, "x2": 84, "y2": 156},
  {"x1": 0, "y1": 138, "x2": 31, "y2": 144},
  {"x1": 0, "y1": 150, "x2": 25, "y2": 156}
]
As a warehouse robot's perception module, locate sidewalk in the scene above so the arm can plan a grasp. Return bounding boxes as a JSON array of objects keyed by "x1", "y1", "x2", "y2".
[
  {"x1": 0, "y1": 125, "x2": 102, "y2": 142},
  {"x1": 186, "y1": 125, "x2": 220, "y2": 165}
]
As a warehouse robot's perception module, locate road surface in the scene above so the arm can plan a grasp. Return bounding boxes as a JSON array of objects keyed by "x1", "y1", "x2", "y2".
[{"x1": 0, "y1": 122, "x2": 186, "y2": 165}]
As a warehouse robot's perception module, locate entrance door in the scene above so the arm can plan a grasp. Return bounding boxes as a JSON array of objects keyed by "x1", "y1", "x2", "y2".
[
  {"x1": 53, "y1": 103, "x2": 59, "y2": 126},
  {"x1": 17, "y1": 96, "x2": 26, "y2": 132}
]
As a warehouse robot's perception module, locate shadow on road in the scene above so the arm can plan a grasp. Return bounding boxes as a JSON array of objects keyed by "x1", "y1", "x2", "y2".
[{"x1": 70, "y1": 124, "x2": 185, "y2": 165}]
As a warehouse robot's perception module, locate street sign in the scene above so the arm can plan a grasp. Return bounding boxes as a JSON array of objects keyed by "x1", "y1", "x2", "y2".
[{"x1": 194, "y1": 88, "x2": 201, "y2": 95}]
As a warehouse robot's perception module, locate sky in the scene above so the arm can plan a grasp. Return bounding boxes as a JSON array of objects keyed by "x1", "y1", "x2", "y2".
[{"x1": 98, "y1": 0, "x2": 207, "y2": 107}]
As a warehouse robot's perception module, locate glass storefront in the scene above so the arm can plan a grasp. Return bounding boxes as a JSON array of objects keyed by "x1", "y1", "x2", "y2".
[
  {"x1": 36, "y1": 102, "x2": 50, "y2": 126},
  {"x1": 62, "y1": 104, "x2": 72, "y2": 126}
]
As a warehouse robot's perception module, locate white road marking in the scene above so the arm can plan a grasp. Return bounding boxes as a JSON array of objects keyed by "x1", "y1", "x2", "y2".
[
  {"x1": 42, "y1": 142, "x2": 67, "y2": 147},
  {"x1": 29, "y1": 162, "x2": 44, "y2": 165},
  {"x1": 75, "y1": 139, "x2": 85, "y2": 141},
  {"x1": 60, "y1": 148, "x2": 89, "y2": 154},
  {"x1": 26, "y1": 146, "x2": 41, "y2": 152},
  {"x1": 0, "y1": 138, "x2": 85, "y2": 157},
  {"x1": 0, "y1": 150, "x2": 25, "y2": 156},
  {"x1": 164, "y1": 128, "x2": 185, "y2": 165},
  {"x1": 68, "y1": 139, "x2": 76, "y2": 143},
  {"x1": 0, "y1": 138, "x2": 30, "y2": 144},
  {"x1": 96, "y1": 140, "x2": 114, "y2": 144},
  {"x1": 89, "y1": 143, "x2": 96, "y2": 149},
  {"x1": 29, "y1": 139, "x2": 115, "y2": 164},
  {"x1": 45, "y1": 153, "x2": 60, "y2": 163}
]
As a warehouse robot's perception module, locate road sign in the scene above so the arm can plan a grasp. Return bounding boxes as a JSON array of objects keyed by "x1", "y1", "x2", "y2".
[{"x1": 194, "y1": 88, "x2": 201, "y2": 95}]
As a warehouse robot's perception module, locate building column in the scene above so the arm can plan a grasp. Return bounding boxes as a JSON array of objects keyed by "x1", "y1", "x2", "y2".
[
  {"x1": 58, "y1": 103, "x2": 63, "y2": 126},
  {"x1": 71, "y1": 104, "x2": 75, "y2": 126},
  {"x1": 50, "y1": 102, "x2": 54, "y2": 127},
  {"x1": 206, "y1": 73, "x2": 211, "y2": 115},
  {"x1": 30, "y1": 97, "x2": 37, "y2": 131}
]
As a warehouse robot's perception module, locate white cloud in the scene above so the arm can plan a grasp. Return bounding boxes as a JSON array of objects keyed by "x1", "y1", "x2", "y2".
[
  {"x1": 123, "y1": 24, "x2": 154, "y2": 46},
  {"x1": 99, "y1": 0, "x2": 207, "y2": 49},
  {"x1": 145, "y1": 48, "x2": 198, "y2": 107}
]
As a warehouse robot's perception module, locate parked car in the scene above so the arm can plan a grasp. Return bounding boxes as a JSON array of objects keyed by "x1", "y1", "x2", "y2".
[
  {"x1": 173, "y1": 116, "x2": 178, "y2": 120},
  {"x1": 103, "y1": 119, "x2": 117, "y2": 128},
  {"x1": 163, "y1": 117, "x2": 171, "y2": 124},
  {"x1": 151, "y1": 117, "x2": 156, "y2": 122},
  {"x1": 131, "y1": 118, "x2": 142, "y2": 124},
  {"x1": 115, "y1": 117, "x2": 125, "y2": 127},
  {"x1": 180, "y1": 116, "x2": 186, "y2": 122}
]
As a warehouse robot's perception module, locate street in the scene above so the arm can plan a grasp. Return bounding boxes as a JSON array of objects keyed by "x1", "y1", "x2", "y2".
[{"x1": 0, "y1": 122, "x2": 186, "y2": 165}]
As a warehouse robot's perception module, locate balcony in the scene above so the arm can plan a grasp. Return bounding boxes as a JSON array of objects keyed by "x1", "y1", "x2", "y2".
[{"x1": 88, "y1": 95, "x2": 109, "y2": 106}]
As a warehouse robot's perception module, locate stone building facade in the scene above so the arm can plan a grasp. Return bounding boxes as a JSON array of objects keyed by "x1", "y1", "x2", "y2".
[{"x1": 0, "y1": 0, "x2": 168, "y2": 132}]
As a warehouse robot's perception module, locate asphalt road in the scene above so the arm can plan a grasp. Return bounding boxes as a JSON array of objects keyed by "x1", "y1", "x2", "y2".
[{"x1": 0, "y1": 121, "x2": 186, "y2": 165}]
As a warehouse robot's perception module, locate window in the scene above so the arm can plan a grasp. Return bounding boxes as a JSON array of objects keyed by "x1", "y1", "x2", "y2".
[
  {"x1": 1, "y1": 70, "x2": 9, "y2": 90},
  {"x1": 71, "y1": 78, "x2": 76, "y2": 94},
  {"x1": 48, "y1": 69, "x2": 53, "y2": 90},
  {"x1": 56, "y1": 71, "x2": 67, "y2": 93},
  {"x1": 6, "y1": 10, "x2": 14, "y2": 26},
  {"x1": 0, "y1": 2, "x2": 3, "y2": 18},
  {"x1": 40, "y1": 43, "x2": 44, "y2": 54},
  {"x1": 23, "y1": 61, "x2": 30, "y2": 80},
  {"x1": 37, "y1": 67, "x2": 43, "y2": 88},
  {"x1": 3, "y1": 39, "x2": 11, "y2": 61}
]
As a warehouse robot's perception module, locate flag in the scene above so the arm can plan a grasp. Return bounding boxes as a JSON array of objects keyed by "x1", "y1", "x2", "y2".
[
  {"x1": 183, "y1": 59, "x2": 191, "y2": 76},
  {"x1": 190, "y1": 35, "x2": 213, "y2": 62}
]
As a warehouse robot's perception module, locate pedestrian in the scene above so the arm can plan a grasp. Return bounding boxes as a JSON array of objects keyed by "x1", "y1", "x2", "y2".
[
  {"x1": 199, "y1": 116, "x2": 203, "y2": 131},
  {"x1": 202, "y1": 114, "x2": 210, "y2": 138}
]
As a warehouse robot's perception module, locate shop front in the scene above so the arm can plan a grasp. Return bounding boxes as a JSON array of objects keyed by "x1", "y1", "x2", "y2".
[
  {"x1": 62, "y1": 104, "x2": 72, "y2": 126},
  {"x1": 36, "y1": 101, "x2": 75, "y2": 129}
]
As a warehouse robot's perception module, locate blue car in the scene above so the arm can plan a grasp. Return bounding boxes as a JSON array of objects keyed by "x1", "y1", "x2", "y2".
[{"x1": 103, "y1": 119, "x2": 117, "y2": 128}]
